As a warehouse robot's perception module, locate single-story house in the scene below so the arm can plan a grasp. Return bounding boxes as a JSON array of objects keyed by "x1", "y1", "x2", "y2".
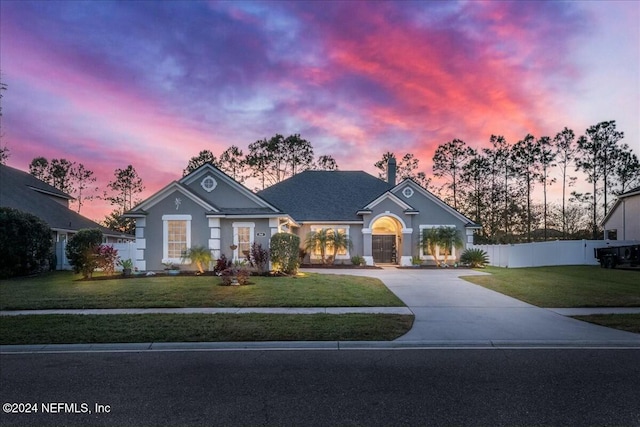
[
  {"x1": 1, "y1": 164, "x2": 133, "y2": 268},
  {"x1": 125, "y1": 160, "x2": 480, "y2": 271},
  {"x1": 602, "y1": 186, "x2": 640, "y2": 241}
]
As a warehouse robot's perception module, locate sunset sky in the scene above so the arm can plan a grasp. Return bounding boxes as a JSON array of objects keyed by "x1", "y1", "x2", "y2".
[{"x1": 1, "y1": 0, "x2": 638, "y2": 222}]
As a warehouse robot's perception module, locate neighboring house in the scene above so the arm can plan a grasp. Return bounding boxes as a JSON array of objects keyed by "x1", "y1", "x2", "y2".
[
  {"x1": 0, "y1": 164, "x2": 133, "y2": 268},
  {"x1": 602, "y1": 186, "x2": 640, "y2": 241},
  {"x1": 125, "y1": 160, "x2": 480, "y2": 270}
]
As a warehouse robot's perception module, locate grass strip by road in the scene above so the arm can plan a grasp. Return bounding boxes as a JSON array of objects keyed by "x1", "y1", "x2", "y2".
[
  {"x1": 0, "y1": 272, "x2": 404, "y2": 310},
  {"x1": 0, "y1": 313, "x2": 414, "y2": 344},
  {"x1": 572, "y1": 314, "x2": 640, "y2": 334},
  {"x1": 461, "y1": 266, "x2": 640, "y2": 308}
]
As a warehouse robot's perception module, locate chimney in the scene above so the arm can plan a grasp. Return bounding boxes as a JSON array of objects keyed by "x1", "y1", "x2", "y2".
[{"x1": 387, "y1": 157, "x2": 396, "y2": 186}]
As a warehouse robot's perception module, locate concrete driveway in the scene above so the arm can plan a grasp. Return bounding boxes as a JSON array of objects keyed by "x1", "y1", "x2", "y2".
[{"x1": 308, "y1": 267, "x2": 640, "y2": 345}]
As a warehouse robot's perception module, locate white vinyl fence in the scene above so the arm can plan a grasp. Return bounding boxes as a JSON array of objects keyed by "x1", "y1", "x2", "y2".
[
  {"x1": 55, "y1": 241, "x2": 137, "y2": 271},
  {"x1": 470, "y1": 240, "x2": 640, "y2": 268}
]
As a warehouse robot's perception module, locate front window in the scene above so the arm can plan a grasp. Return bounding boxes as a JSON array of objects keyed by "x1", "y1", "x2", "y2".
[
  {"x1": 168, "y1": 220, "x2": 188, "y2": 259},
  {"x1": 310, "y1": 226, "x2": 350, "y2": 259},
  {"x1": 163, "y1": 215, "x2": 192, "y2": 263},
  {"x1": 233, "y1": 222, "x2": 255, "y2": 261}
]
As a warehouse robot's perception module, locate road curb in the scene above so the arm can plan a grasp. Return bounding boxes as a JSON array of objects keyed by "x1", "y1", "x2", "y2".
[{"x1": 2, "y1": 339, "x2": 639, "y2": 353}]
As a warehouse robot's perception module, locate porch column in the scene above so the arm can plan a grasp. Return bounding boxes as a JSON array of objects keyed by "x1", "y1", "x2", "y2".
[
  {"x1": 400, "y1": 228, "x2": 413, "y2": 266},
  {"x1": 362, "y1": 228, "x2": 374, "y2": 266},
  {"x1": 208, "y1": 218, "x2": 221, "y2": 260},
  {"x1": 135, "y1": 218, "x2": 147, "y2": 271}
]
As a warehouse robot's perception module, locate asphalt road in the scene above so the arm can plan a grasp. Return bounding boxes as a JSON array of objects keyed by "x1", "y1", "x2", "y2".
[{"x1": 1, "y1": 349, "x2": 639, "y2": 426}]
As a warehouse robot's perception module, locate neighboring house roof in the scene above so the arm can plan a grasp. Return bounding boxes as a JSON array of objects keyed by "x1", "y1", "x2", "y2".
[
  {"x1": 601, "y1": 185, "x2": 640, "y2": 226},
  {"x1": 0, "y1": 164, "x2": 131, "y2": 239},
  {"x1": 258, "y1": 170, "x2": 393, "y2": 222}
]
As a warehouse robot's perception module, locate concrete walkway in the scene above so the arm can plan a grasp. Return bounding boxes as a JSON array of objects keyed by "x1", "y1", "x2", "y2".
[{"x1": 306, "y1": 268, "x2": 640, "y2": 345}]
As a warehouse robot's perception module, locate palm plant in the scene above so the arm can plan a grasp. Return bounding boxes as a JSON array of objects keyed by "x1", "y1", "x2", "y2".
[
  {"x1": 460, "y1": 248, "x2": 489, "y2": 268},
  {"x1": 436, "y1": 226, "x2": 463, "y2": 266},
  {"x1": 328, "y1": 230, "x2": 352, "y2": 263},
  {"x1": 304, "y1": 229, "x2": 330, "y2": 264},
  {"x1": 419, "y1": 228, "x2": 439, "y2": 263},
  {"x1": 183, "y1": 246, "x2": 213, "y2": 274}
]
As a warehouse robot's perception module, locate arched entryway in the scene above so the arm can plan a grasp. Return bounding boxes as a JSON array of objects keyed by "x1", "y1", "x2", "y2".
[{"x1": 371, "y1": 216, "x2": 403, "y2": 264}]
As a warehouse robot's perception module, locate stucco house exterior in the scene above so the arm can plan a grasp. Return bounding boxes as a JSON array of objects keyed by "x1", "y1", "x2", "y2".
[
  {"x1": 125, "y1": 160, "x2": 480, "y2": 271},
  {"x1": 602, "y1": 186, "x2": 640, "y2": 241}
]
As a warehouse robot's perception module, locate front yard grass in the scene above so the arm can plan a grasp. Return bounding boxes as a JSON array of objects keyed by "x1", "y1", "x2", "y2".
[
  {"x1": 572, "y1": 314, "x2": 640, "y2": 334},
  {"x1": 0, "y1": 313, "x2": 414, "y2": 344},
  {"x1": 461, "y1": 266, "x2": 640, "y2": 308},
  {"x1": 0, "y1": 271, "x2": 405, "y2": 310}
]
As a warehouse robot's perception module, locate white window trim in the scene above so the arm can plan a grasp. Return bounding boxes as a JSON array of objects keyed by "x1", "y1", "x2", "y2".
[
  {"x1": 418, "y1": 225, "x2": 457, "y2": 260},
  {"x1": 232, "y1": 222, "x2": 255, "y2": 261},
  {"x1": 162, "y1": 214, "x2": 192, "y2": 264},
  {"x1": 309, "y1": 225, "x2": 351, "y2": 260}
]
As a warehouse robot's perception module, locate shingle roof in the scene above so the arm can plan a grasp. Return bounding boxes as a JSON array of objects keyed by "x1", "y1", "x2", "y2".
[
  {"x1": 258, "y1": 170, "x2": 392, "y2": 222},
  {"x1": 0, "y1": 164, "x2": 130, "y2": 238}
]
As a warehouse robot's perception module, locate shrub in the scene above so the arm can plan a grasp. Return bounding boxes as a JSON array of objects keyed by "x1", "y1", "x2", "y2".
[
  {"x1": 351, "y1": 255, "x2": 365, "y2": 266},
  {"x1": 96, "y1": 245, "x2": 119, "y2": 275},
  {"x1": 270, "y1": 232, "x2": 300, "y2": 274},
  {"x1": 213, "y1": 254, "x2": 232, "y2": 275},
  {"x1": 219, "y1": 265, "x2": 251, "y2": 286},
  {"x1": 249, "y1": 242, "x2": 269, "y2": 274},
  {"x1": 460, "y1": 248, "x2": 490, "y2": 268},
  {"x1": 0, "y1": 207, "x2": 53, "y2": 278},
  {"x1": 66, "y1": 229, "x2": 103, "y2": 279}
]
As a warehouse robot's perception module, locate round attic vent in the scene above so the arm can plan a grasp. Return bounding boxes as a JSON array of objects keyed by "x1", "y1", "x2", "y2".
[
  {"x1": 201, "y1": 176, "x2": 217, "y2": 192},
  {"x1": 402, "y1": 187, "x2": 414, "y2": 198}
]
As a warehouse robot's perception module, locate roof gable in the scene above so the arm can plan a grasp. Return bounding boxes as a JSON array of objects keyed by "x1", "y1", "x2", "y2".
[
  {"x1": 180, "y1": 164, "x2": 280, "y2": 211},
  {"x1": 391, "y1": 179, "x2": 480, "y2": 227},
  {"x1": 128, "y1": 181, "x2": 218, "y2": 213},
  {"x1": 359, "y1": 191, "x2": 415, "y2": 212}
]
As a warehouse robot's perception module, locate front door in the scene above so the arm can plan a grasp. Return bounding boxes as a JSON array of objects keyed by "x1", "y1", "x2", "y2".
[{"x1": 372, "y1": 235, "x2": 396, "y2": 264}]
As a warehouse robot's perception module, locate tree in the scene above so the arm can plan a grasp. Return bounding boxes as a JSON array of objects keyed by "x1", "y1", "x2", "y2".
[
  {"x1": 48, "y1": 158, "x2": 74, "y2": 194},
  {"x1": 0, "y1": 207, "x2": 53, "y2": 278},
  {"x1": 482, "y1": 135, "x2": 512, "y2": 241},
  {"x1": 314, "y1": 155, "x2": 339, "y2": 171},
  {"x1": 511, "y1": 134, "x2": 541, "y2": 243},
  {"x1": 436, "y1": 226, "x2": 463, "y2": 266},
  {"x1": 553, "y1": 127, "x2": 577, "y2": 239},
  {"x1": 246, "y1": 138, "x2": 274, "y2": 190},
  {"x1": 537, "y1": 136, "x2": 556, "y2": 240},
  {"x1": 374, "y1": 152, "x2": 431, "y2": 188},
  {"x1": 419, "y1": 228, "x2": 440, "y2": 264},
  {"x1": 29, "y1": 157, "x2": 50, "y2": 182},
  {"x1": 218, "y1": 145, "x2": 246, "y2": 182},
  {"x1": 327, "y1": 229, "x2": 352, "y2": 264},
  {"x1": 284, "y1": 134, "x2": 314, "y2": 176},
  {"x1": 432, "y1": 139, "x2": 475, "y2": 210},
  {"x1": 612, "y1": 144, "x2": 640, "y2": 195},
  {"x1": 65, "y1": 229, "x2": 103, "y2": 279},
  {"x1": 460, "y1": 155, "x2": 490, "y2": 231},
  {"x1": 304, "y1": 229, "x2": 330, "y2": 264},
  {"x1": 183, "y1": 150, "x2": 219, "y2": 176},
  {"x1": 103, "y1": 165, "x2": 144, "y2": 234},
  {"x1": 70, "y1": 163, "x2": 98, "y2": 214},
  {"x1": 575, "y1": 121, "x2": 624, "y2": 239}
]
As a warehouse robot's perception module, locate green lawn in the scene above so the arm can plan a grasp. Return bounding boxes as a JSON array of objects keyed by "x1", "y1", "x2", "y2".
[
  {"x1": 0, "y1": 313, "x2": 414, "y2": 344},
  {"x1": 573, "y1": 314, "x2": 640, "y2": 334},
  {"x1": 461, "y1": 266, "x2": 640, "y2": 308},
  {"x1": 0, "y1": 271, "x2": 404, "y2": 310}
]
